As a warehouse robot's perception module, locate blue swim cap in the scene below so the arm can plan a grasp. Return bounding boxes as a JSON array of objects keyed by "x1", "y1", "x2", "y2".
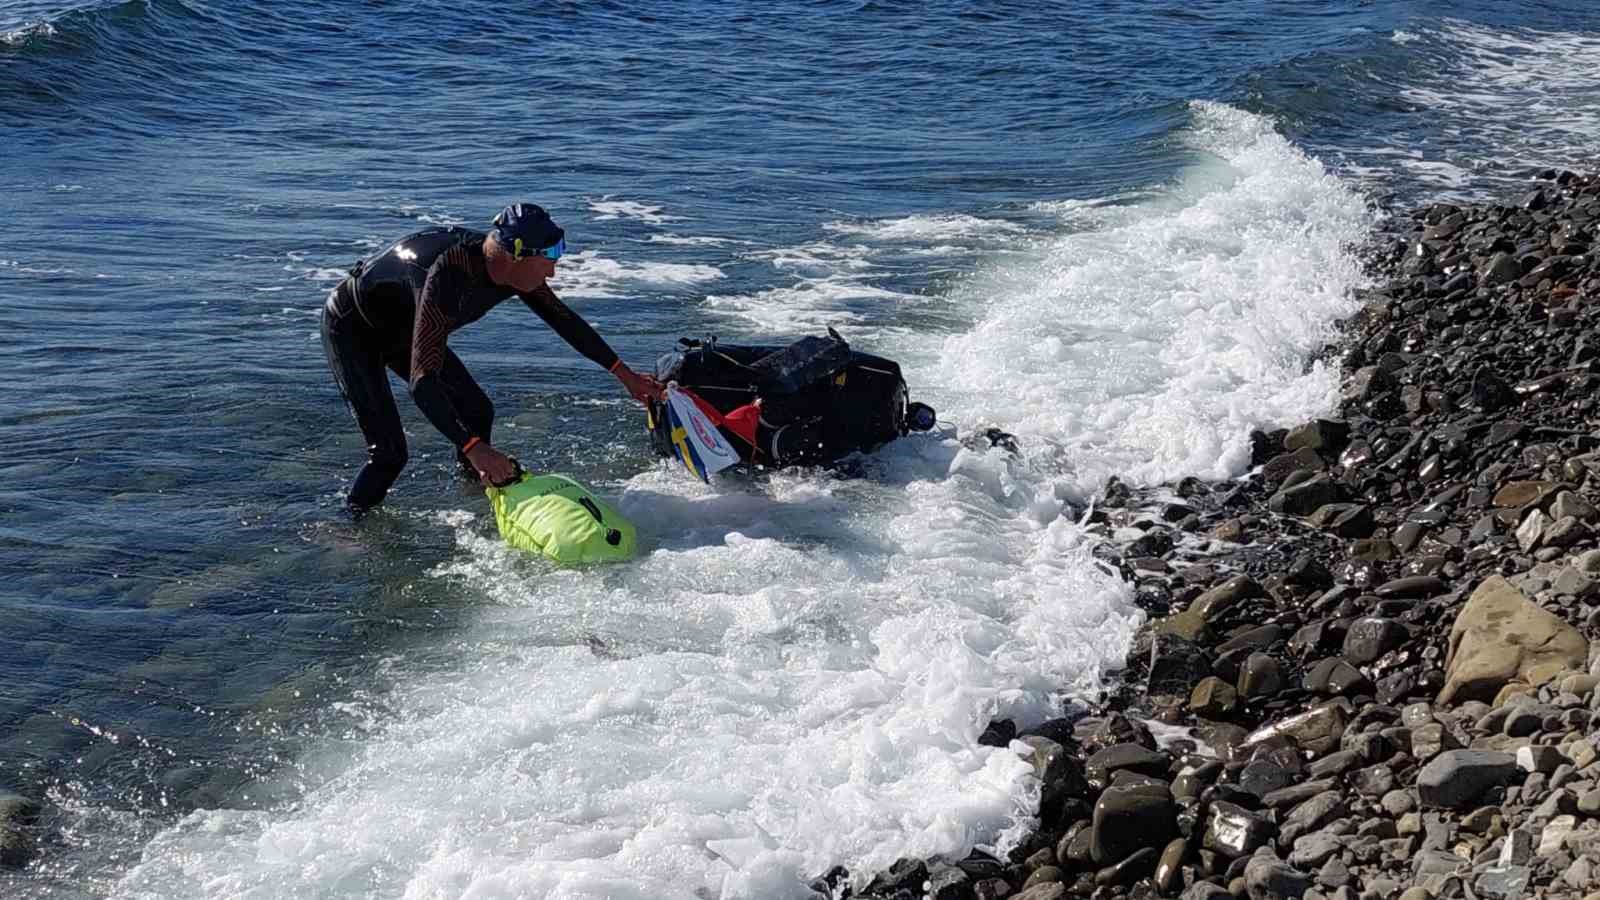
[{"x1": 491, "y1": 203, "x2": 565, "y2": 256}]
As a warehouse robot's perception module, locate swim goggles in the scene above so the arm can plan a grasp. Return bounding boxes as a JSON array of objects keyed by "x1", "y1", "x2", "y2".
[{"x1": 512, "y1": 236, "x2": 565, "y2": 260}]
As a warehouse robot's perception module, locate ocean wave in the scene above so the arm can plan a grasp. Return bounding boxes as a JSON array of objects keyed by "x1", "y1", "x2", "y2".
[
  {"x1": 925, "y1": 99, "x2": 1372, "y2": 491},
  {"x1": 1310, "y1": 18, "x2": 1600, "y2": 201}
]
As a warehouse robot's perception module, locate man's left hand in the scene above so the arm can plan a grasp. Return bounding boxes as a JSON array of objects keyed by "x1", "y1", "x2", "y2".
[{"x1": 613, "y1": 363, "x2": 664, "y2": 404}]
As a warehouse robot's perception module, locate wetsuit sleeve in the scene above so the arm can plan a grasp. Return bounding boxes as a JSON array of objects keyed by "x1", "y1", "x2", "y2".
[
  {"x1": 519, "y1": 285, "x2": 621, "y2": 372},
  {"x1": 408, "y1": 247, "x2": 477, "y2": 447}
]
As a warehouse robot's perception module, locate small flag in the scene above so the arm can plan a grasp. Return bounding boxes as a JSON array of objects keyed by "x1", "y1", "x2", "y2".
[{"x1": 665, "y1": 384, "x2": 740, "y2": 482}]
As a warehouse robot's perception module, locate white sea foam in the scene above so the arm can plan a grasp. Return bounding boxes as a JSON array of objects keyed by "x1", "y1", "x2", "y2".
[
  {"x1": 703, "y1": 279, "x2": 905, "y2": 336},
  {"x1": 0, "y1": 257, "x2": 76, "y2": 277},
  {"x1": 825, "y1": 213, "x2": 1025, "y2": 241},
  {"x1": 0, "y1": 20, "x2": 54, "y2": 45},
  {"x1": 379, "y1": 203, "x2": 466, "y2": 227},
  {"x1": 701, "y1": 242, "x2": 923, "y2": 338},
  {"x1": 112, "y1": 102, "x2": 1369, "y2": 899},
  {"x1": 589, "y1": 198, "x2": 679, "y2": 224},
  {"x1": 747, "y1": 241, "x2": 878, "y2": 274},
  {"x1": 922, "y1": 100, "x2": 1372, "y2": 492},
  {"x1": 646, "y1": 233, "x2": 747, "y2": 247},
  {"x1": 556, "y1": 250, "x2": 724, "y2": 299}
]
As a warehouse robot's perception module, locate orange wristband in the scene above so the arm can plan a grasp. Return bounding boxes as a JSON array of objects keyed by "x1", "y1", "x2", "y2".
[
  {"x1": 608, "y1": 359, "x2": 624, "y2": 374},
  {"x1": 461, "y1": 436, "x2": 482, "y2": 454}
]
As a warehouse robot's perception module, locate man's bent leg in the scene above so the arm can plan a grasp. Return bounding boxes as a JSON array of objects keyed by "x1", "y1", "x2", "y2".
[{"x1": 322, "y1": 309, "x2": 409, "y2": 511}]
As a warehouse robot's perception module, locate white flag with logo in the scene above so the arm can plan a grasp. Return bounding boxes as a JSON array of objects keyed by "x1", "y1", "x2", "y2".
[{"x1": 664, "y1": 383, "x2": 740, "y2": 482}]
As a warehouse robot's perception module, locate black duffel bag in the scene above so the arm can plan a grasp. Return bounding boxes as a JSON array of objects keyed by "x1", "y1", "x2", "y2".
[{"x1": 645, "y1": 330, "x2": 934, "y2": 468}]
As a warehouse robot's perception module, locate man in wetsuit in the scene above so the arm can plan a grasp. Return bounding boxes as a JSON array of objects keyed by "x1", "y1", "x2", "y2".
[{"x1": 321, "y1": 203, "x2": 661, "y2": 513}]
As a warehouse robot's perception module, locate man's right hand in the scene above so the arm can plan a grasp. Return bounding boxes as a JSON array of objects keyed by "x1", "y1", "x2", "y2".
[{"x1": 465, "y1": 442, "x2": 519, "y2": 487}]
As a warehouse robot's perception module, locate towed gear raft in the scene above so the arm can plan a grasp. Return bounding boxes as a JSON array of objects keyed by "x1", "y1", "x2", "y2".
[
  {"x1": 645, "y1": 329, "x2": 936, "y2": 475},
  {"x1": 485, "y1": 472, "x2": 638, "y2": 565}
]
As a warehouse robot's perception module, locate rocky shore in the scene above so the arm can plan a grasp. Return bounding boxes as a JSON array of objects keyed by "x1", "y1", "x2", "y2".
[{"x1": 825, "y1": 171, "x2": 1600, "y2": 900}]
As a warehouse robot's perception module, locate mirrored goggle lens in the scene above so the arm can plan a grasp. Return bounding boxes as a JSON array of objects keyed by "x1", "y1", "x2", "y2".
[{"x1": 514, "y1": 237, "x2": 564, "y2": 260}]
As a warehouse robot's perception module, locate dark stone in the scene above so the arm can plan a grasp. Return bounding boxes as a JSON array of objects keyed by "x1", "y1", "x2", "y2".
[
  {"x1": 809, "y1": 864, "x2": 851, "y2": 898},
  {"x1": 1128, "y1": 528, "x2": 1174, "y2": 559},
  {"x1": 1279, "y1": 790, "x2": 1348, "y2": 846},
  {"x1": 1238, "y1": 760, "x2": 1295, "y2": 798},
  {"x1": 1091, "y1": 783, "x2": 1176, "y2": 864},
  {"x1": 865, "y1": 858, "x2": 929, "y2": 896},
  {"x1": 1375, "y1": 669, "x2": 1422, "y2": 705},
  {"x1": 1190, "y1": 677, "x2": 1238, "y2": 717},
  {"x1": 1416, "y1": 750, "x2": 1521, "y2": 809},
  {"x1": 979, "y1": 719, "x2": 1016, "y2": 748},
  {"x1": 1238, "y1": 653, "x2": 1284, "y2": 699},
  {"x1": 1353, "y1": 764, "x2": 1396, "y2": 797},
  {"x1": 1020, "y1": 718, "x2": 1077, "y2": 746},
  {"x1": 1244, "y1": 854, "x2": 1311, "y2": 900},
  {"x1": 1289, "y1": 621, "x2": 1345, "y2": 659},
  {"x1": 1348, "y1": 366, "x2": 1395, "y2": 401},
  {"x1": 1263, "y1": 447, "x2": 1326, "y2": 486},
  {"x1": 1394, "y1": 521, "x2": 1426, "y2": 553},
  {"x1": 1373, "y1": 575, "x2": 1446, "y2": 599},
  {"x1": 1094, "y1": 846, "x2": 1158, "y2": 886},
  {"x1": 1085, "y1": 744, "x2": 1169, "y2": 791},
  {"x1": 1080, "y1": 712, "x2": 1157, "y2": 754},
  {"x1": 1261, "y1": 779, "x2": 1338, "y2": 811},
  {"x1": 1303, "y1": 658, "x2": 1371, "y2": 696},
  {"x1": 1342, "y1": 617, "x2": 1409, "y2": 665},
  {"x1": 1146, "y1": 633, "x2": 1213, "y2": 696},
  {"x1": 1217, "y1": 625, "x2": 1285, "y2": 655},
  {"x1": 973, "y1": 877, "x2": 1015, "y2": 900},
  {"x1": 1060, "y1": 821, "x2": 1094, "y2": 866},
  {"x1": 1251, "y1": 429, "x2": 1289, "y2": 467},
  {"x1": 1334, "y1": 558, "x2": 1385, "y2": 590},
  {"x1": 926, "y1": 862, "x2": 972, "y2": 900},
  {"x1": 1202, "y1": 800, "x2": 1276, "y2": 858},
  {"x1": 1470, "y1": 365, "x2": 1518, "y2": 410},
  {"x1": 1269, "y1": 474, "x2": 1343, "y2": 517},
  {"x1": 1308, "y1": 503, "x2": 1375, "y2": 538},
  {"x1": 1155, "y1": 837, "x2": 1188, "y2": 894},
  {"x1": 1019, "y1": 737, "x2": 1091, "y2": 809},
  {"x1": 1286, "y1": 420, "x2": 1350, "y2": 453},
  {"x1": 1286, "y1": 555, "x2": 1333, "y2": 590},
  {"x1": 1307, "y1": 750, "x2": 1361, "y2": 779},
  {"x1": 1244, "y1": 704, "x2": 1350, "y2": 756},
  {"x1": 1481, "y1": 252, "x2": 1522, "y2": 286}
]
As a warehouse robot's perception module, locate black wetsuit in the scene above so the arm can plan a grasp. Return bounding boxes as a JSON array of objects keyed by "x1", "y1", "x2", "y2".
[{"x1": 321, "y1": 226, "x2": 619, "y2": 510}]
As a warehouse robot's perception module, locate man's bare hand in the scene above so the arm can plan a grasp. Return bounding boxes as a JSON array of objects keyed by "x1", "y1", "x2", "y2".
[
  {"x1": 614, "y1": 363, "x2": 665, "y2": 404},
  {"x1": 465, "y1": 442, "x2": 519, "y2": 486}
]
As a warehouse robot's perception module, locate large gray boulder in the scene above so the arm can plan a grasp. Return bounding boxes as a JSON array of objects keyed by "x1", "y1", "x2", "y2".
[{"x1": 1437, "y1": 576, "x2": 1587, "y2": 706}]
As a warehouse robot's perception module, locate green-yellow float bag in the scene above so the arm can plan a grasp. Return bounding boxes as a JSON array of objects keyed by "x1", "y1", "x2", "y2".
[{"x1": 484, "y1": 472, "x2": 638, "y2": 565}]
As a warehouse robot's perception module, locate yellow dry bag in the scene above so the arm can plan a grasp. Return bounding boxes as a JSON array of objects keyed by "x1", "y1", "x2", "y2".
[{"x1": 485, "y1": 473, "x2": 638, "y2": 565}]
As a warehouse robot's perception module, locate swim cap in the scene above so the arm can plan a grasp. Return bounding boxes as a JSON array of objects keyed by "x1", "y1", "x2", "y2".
[{"x1": 491, "y1": 203, "x2": 565, "y2": 254}]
